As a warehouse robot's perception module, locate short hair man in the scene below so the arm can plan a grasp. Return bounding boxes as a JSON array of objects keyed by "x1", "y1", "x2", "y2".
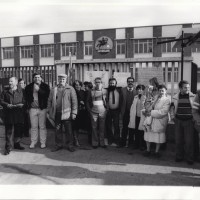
[
  {"x1": 0, "y1": 77, "x2": 25, "y2": 155},
  {"x1": 48, "y1": 74, "x2": 78, "y2": 152},
  {"x1": 25, "y1": 73, "x2": 50, "y2": 149},
  {"x1": 171, "y1": 80, "x2": 195, "y2": 165},
  {"x1": 86, "y1": 77, "x2": 107, "y2": 148},
  {"x1": 119, "y1": 77, "x2": 137, "y2": 147}
]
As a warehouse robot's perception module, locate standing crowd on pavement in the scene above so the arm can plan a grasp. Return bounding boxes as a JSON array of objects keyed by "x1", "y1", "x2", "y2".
[{"x1": 0, "y1": 72, "x2": 200, "y2": 165}]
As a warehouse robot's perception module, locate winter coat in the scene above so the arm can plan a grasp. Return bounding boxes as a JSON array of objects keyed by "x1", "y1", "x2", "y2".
[
  {"x1": 150, "y1": 96, "x2": 171, "y2": 133},
  {"x1": 25, "y1": 82, "x2": 50, "y2": 110},
  {"x1": 0, "y1": 88, "x2": 25, "y2": 124},
  {"x1": 192, "y1": 90, "x2": 200, "y2": 132},
  {"x1": 128, "y1": 94, "x2": 146, "y2": 129},
  {"x1": 120, "y1": 87, "x2": 137, "y2": 118},
  {"x1": 47, "y1": 85, "x2": 78, "y2": 121}
]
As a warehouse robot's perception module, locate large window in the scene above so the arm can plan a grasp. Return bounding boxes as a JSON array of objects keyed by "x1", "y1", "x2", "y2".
[
  {"x1": 162, "y1": 38, "x2": 181, "y2": 53},
  {"x1": 62, "y1": 43, "x2": 77, "y2": 56},
  {"x1": 2, "y1": 47, "x2": 14, "y2": 59},
  {"x1": 41, "y1": 44, "x2": 54, "y2": 57},
  {"x1": 116, "y1": 40, "x2": 126, "y2": 54},
  {"x1": 21, "y1": 46, "x2": 33, "y2": 58},
  {"x1": 163, "y1": 67, "x2": 179, "y2": 82},
  {"x1": 134, "y1": 39, "x2": 153, "y2": 54},
  {"x1": 84, "y1": 42, "x2": 93, "y2": 56}
]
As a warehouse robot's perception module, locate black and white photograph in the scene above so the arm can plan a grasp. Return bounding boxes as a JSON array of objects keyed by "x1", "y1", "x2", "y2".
[{"x1": 0, "y1": 0, "x2": 200, "y2": 199}]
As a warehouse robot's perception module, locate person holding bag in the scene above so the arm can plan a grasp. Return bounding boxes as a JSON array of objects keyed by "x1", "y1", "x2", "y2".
[{"x1": 143, "y1": 84, "x2": 170, "y2": 158}]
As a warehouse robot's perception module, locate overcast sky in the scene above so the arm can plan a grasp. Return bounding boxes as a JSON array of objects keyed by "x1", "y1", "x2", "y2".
[{"x1": 0, "y1": 0, "x2": 200, "y2": 37}]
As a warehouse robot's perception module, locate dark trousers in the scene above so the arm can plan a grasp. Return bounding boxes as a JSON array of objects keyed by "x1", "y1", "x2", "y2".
[
  {"x1": 106, "y1": 109, "x2": 120, "y2": 145},
  {"x1": 5, "y1": 123, "x2": 23, "y2": 150},
  {"x1": 132, "y1": 116, "x2": 146, "y2": 149},
  {"x1": 175, "y1": 118, "x2": 194, "y2": 162},
  {"x1": 121, "y1": 111, "x2": 132, "y2": 146},
  {"x1": 55, "y1": 113, "x2": 73, "y2": 148}
]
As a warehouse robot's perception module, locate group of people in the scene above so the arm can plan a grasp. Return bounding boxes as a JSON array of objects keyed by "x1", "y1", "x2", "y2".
[{"x1": 0, "y1": 72, "x2": 200, "y2": 165}]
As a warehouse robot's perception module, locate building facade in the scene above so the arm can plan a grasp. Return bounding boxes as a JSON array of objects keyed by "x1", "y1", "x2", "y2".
[{"x1": 0, "y1": 23, "x2": 200, "y2": 94}]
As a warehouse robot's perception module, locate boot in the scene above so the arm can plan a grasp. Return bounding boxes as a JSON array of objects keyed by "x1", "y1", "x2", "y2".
[
  {"x1": 73, "y1": 131, "x2": 80, "y2": 147},
  {"x1": 14, "y1": 143, "x2": 25, "y2": 150}
]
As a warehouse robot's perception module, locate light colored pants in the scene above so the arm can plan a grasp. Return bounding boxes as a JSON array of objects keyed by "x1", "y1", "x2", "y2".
[{"x1": 29, "y1": 108, "x2": 47, "y2": 145}]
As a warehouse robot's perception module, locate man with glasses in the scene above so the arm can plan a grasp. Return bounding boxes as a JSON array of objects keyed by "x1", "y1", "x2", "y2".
[
  {"x1": 119, "y1": 77, "x2": 137, "y2": 147},
  {"x1": 86, "y1": 77, "x2": 107, "y2": 148}
]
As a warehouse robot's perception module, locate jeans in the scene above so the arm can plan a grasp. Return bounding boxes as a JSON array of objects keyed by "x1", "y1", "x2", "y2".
[
  {"x1": 175, "y1": 118, "x2": 194, "y2": 162},
  {"x1": 54, "y1": 112, "x2": 73, "y2": 148},
  {"x1": 90, "y1": 111, "x2": 106, "y2": 146},
  {"x1": 29, "y1": 108, "x2": 47, "y2": 145},
  {"x1": 106, "y1": 109, "x2": 120, "y2": 145},
  {"x1": 5, "y1": 123, "x2": 23, "y2": 150}
]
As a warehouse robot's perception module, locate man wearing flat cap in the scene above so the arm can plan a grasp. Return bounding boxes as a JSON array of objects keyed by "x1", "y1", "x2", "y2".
[{"x1": 48, "y1": 74, "x2": 78, "y2": 152}]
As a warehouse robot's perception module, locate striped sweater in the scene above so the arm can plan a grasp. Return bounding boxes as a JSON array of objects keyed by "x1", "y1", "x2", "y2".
[{"x1": 176, "y1": 93, "x2": 193, "y2": 120}]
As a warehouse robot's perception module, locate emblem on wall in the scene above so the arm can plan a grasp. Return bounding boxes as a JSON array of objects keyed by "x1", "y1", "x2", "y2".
[{"x1": 95, "y1": 36, "x2": 113, "y2": 53}]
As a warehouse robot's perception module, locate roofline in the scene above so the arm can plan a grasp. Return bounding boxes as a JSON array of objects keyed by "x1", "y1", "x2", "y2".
[{"x1": 1, "y1": 22, "x2": 200, "y2": 39}]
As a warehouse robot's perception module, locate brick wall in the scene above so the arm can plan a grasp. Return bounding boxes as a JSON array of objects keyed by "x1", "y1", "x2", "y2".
[
  {"x1": 54, "y1": 33, "x2": 61, "y2": 60},
  {"x1": 76, "y1": 31, "x2": 84, "y2": 59},
  {"x1": 14, "y1": 37, "x2": 20, "y2": 67},
  {"x1": 33, "y1": 35, "x2": 39, "y2": 66},
  {"x1": 93, "y1": 29, "x2": 116, "y2": 59},
  {"x1": 126, "y1": 28, "x2": 134, "y2": 58},
  {"x1": 153, "y1": 26, "x2": 162, "y2": 57}
]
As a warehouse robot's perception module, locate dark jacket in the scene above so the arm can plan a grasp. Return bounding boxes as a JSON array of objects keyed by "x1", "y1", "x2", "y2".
[
  {"x1": 120, "y1": 87, "x2": 137, "y2": 118},
  {"x1": 25, "y1": 82, "x2": 50, "y2": 110},
  {"x1": 0, "y1": 88, "x2": 25, "y2": 124}
]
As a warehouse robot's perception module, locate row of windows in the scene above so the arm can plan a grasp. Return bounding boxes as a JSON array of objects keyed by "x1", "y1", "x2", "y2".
[{"x1": 2, "y1": 39, "x2": 200, "y2": 59}]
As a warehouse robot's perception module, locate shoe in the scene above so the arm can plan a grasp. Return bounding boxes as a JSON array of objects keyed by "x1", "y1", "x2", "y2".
[
  {"x1": 29, "y1": 143, "x2": 35, "y2": 149},
  {"x1": 41, "y1": 144, "x2": 46, "y2": 149},
  {"x1": 92, "y1": 146, "x2": 98, "y2": 149},
  {"x1": 153, "y1": 152, "x2": 161, "y2": 158},
  {"x1": 67, "y1": 146, "x2": 75, "y2": 152},
  {"x1": 175, "y1": 158, "x2": 183, "y2": 162},
  {"x1": 187, "y1": 160, "x2": 194, "y2": 165},
  {"x1": 104, "y1": 138, "x2": 108, "y2": 146},
  {"x1": 143, "y1": 150, "x2": 151, "y2": 157},
  {"x1": 110, "y1": 143, "x2": 117, "y2": 147},
  {"x1": 4, "y1": 149, "x2": 10, "y2": 155},
  {"x1": 51, "y1": 146, "x2": 63, "y2": 152},
  {"x1": 14, "y1": 143, "x2": 25, "y2": 150},
  {"x1": 74, "y1": 140, "x2": 80, "y2": 147}
]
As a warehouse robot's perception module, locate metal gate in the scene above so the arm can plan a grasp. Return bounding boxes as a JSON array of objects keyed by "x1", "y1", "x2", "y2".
[{"x1": 0, "y1": 65, "x2": 57, "y2": 89}]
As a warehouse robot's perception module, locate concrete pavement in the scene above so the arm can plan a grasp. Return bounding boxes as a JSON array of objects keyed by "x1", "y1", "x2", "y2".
[{"x1": 0, "y1": 126, "x2": 200, "y2": 185}]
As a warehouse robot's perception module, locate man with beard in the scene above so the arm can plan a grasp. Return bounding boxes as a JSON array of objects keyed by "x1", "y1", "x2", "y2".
[
  {"x1": 0, "y1": 77, "x2": 25, "y2": 155},
  {"x1": 119, "y1": 77, "x2": 137, "y2": 147},
  {"x1": 106, "y1": 78, "x2": 120, "y2": 146}
]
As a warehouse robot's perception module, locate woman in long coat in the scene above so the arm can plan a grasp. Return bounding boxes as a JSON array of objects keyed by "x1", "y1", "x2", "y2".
[{"x1": 143, "y1": 84, "x2": 170, "y2": 158}]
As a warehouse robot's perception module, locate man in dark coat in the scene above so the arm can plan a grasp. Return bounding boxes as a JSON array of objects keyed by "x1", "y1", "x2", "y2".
[
  {"x1": 0, "y1": 77, "x2": 25, "y2": 155},
  {"x1": 25, "y1": 73, "x2": 50, "y2": 149},
  {"x1": 119, "y1": 77, "x2": 137, "y2": 147}
]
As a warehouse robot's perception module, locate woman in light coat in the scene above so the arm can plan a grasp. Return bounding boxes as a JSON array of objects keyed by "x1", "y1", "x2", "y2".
[
  {"x1": 128, "y1": 84, "x2": 146, "y2": 150},
  {"x1": 143, "y1": 84, "x2": 170, "y2": 158}
]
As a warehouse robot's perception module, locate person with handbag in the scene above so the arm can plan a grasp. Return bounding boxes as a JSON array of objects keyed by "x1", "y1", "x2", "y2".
[{"x1": 143, "y1": 84, "x2": 170, "y2": 158}]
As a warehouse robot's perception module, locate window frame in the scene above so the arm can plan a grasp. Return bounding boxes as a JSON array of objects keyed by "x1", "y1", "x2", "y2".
[
  {"x1": 134, "y1": 39, "x2": 153, "y2": 54},
  {"x1": 84, "y1": 41, "x2": 93, "y2": 56},
  {"x1": 2, "y1": 47, "x2": 14, "y2": 59},
  {"x1": 116, "y1": 39, "x2": 126, "y2": 55},
  {"x1": 61, "y1": 43, "x2": 77, "y2": 57},
  {"x1": 21, "y1": 46, "x2": 33, "y2": 59},
  {"x1": 40, "y1": 44, "x2": 54, "y2": 58}
]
